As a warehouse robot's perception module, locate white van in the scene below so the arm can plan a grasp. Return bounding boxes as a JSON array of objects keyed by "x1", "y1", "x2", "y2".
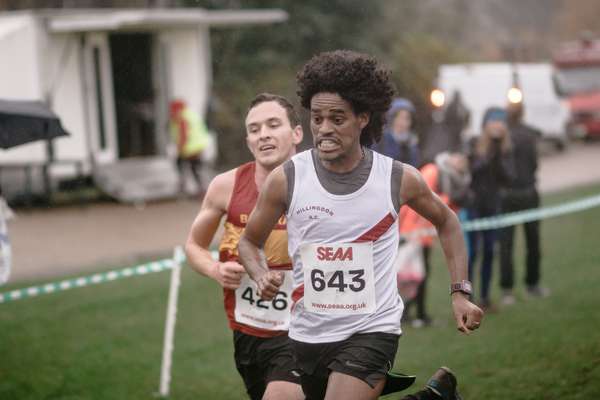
[{"x1": 435, "y1": 63, "x2": 569, "y2": 148}]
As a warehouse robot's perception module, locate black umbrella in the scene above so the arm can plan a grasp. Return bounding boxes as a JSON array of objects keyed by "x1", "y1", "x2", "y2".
[{"x1": 0, "y1": 99, "x2": 69, "y2": 149}]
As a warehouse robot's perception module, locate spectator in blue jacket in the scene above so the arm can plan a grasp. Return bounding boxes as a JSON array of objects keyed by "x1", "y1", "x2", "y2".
[{"x1": 372, "y1": 98, "x2": 420, "y2": 167}]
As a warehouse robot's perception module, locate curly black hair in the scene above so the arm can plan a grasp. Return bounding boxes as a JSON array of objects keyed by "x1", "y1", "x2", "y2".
[{"x1": 296, "y1": 50, "x2": 395, "y2": 147}]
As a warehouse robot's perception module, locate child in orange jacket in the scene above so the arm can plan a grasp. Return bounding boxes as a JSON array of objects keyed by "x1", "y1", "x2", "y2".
[{"x1": 398, "y1": 152, "x2": 470, "y2": 327}]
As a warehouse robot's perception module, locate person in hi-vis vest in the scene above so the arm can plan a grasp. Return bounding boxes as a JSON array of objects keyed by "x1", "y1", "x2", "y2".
[{"x1": 170, "y1": 99, "x2": 210, "y2": 195}]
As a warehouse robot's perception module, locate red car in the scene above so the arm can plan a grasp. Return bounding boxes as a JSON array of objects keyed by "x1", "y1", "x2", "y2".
[{"x1": 553, "y1": 36, "x2": 600, "y2": 139}]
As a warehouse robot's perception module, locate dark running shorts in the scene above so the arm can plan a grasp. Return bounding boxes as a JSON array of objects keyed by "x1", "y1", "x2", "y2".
[
  {"x1": 233, "y1": 330, "x2": 301, "y2": 400},
  {"x1": 290, "y1": 332, "x2": 400, "y2": 399}
]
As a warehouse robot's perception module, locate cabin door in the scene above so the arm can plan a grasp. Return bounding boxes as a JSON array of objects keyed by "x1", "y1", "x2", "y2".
[{"x1": 83, "y1": 33, "x2": 118, "y2": 164}]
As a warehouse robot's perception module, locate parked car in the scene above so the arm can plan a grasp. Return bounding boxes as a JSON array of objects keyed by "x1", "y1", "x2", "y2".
[{"x1": 552, "y1": 36, "x2": 600, "y2": 140}]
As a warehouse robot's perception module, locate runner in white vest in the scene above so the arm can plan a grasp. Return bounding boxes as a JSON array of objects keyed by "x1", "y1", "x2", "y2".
[
  {"x1": 239, "y1": 51, "x2": 483, "y2": 400},
  {"x1": 286, "y1": 148, "x2": 402, "y2": 343}
]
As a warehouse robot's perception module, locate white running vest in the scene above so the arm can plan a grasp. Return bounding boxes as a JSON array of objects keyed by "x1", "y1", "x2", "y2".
[{"x1": 287, "y1": 150, "x2": 404, "y2": 343}]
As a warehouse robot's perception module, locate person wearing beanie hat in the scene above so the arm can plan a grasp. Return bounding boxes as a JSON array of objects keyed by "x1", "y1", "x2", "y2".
[
  {"x1": 465, "y1": 106, "x2": 516, "y2": 311},
  {"x1": 481, "y1": 106, "x2": 507, "y2": 128},
  {"x1": 389, "y1": 98, "x2": 416, "y2": 117},
  {"x1": 372, "y1": 97, "x2": 421, "y2": 167}
]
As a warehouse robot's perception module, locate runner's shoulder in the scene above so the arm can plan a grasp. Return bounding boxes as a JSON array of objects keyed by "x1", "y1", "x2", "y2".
[
  {"x1": 265, "y1": 164, "x2": 289, "y2": 194},
  {"x1": 399, "y1": 163, "x2": 423, "y2": 184},
  {"x1": 398, "y1": 163, "x2": 428, "y2": 203},
  {"x1": 204, "y1": 168, "x2": 237, "y2": 209}
]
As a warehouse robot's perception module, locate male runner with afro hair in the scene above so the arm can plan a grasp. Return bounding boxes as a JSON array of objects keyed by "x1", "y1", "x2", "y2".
[{"x1": 239, "y1": 50, "x2": 483, "y2": 400}]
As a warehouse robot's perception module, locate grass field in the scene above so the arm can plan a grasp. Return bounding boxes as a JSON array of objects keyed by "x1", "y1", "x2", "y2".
[{"x1": 1, "y1": 185, "x2": 600, "y2": 399}]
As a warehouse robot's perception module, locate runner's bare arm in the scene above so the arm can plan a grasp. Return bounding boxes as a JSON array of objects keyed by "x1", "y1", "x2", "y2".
[
  {"x1": 238, "y1": 166, "x2": 287, "y2": 300},
  {"x1": 184, "y1": 170, "x2": 245, "y2": 290},
  {"x1": 400, "y1": 165, "x2": 484, "y2": 334}
]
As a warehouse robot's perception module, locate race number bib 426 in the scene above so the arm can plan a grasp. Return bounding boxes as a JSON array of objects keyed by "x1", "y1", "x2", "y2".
[
  {"x1": 234, "y1": 270, "x2": 293, "y2": 330},
  {"x1": 300, "y1": 242, "x2": 376, "y2": 315}
]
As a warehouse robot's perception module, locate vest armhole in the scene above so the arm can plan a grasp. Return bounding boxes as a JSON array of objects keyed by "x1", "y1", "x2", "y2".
[
  {"x1": 224, "y1": 166, "x2": 240, "y2": 220},
  {"x1": 283, "y1": 159, "x2": 295, "y2": 213},
  {"x1": 225, "y1": 162, "x2": 254, "y2": 222},
  {"x1": 390, "y1": 160, "x2": 404, "y2": 214}
]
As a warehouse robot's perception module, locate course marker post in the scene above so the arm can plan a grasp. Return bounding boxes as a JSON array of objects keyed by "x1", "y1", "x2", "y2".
[{"x1": 159, "y1": 246, "x2": 184, "y2": 397}]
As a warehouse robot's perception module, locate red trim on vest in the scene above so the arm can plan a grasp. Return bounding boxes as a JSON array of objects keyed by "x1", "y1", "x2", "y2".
[
  {"x1": 219, "y1": 250, "x2": 290, "y2": 271},
  {"x1": 352, "y1": 212, "x2": 396, "y2": 242},
  {"x1": 268, "y1": 263, "x2": 293, "y2": 270},
  {"x1": 219, "y1": 250, "x2": 230, "y2": 262},
  {"x1": 292, "y1": 285, "x2": 304, "y2": 303},
  {"x1": 291, "y1": 284, "x2": 304, "y2": 311}
]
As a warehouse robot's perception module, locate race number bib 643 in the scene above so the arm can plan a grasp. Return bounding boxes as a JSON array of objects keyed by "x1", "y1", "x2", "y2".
[
  {"x1": 300, "y1": 242, "x2": 376, "y2": 315},
  {"x1": 234, "y1": 270, "x2": 293, "y2": 330}
]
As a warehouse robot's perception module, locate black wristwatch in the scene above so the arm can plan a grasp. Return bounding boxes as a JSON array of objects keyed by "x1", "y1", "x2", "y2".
[{"x1": 450, "y1": 280, "x2": 472, "y2": 296}]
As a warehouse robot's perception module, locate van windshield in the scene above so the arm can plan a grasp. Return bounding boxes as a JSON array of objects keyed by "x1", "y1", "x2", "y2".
[{"x1": 555, "y1": 67, "x2": 600, "y2": 96}]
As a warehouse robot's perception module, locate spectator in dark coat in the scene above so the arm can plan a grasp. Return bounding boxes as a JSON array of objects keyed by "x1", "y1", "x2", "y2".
[
  {"x1": 466, "y1": 107, "x2": 515, "y2": 311},
  {"x1": 499, "y1": 102, "x2": 547, "y2": 305}
]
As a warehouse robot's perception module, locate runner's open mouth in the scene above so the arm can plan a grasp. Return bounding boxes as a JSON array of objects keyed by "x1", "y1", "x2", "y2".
[{"x1": 317, "y1": 138, "x2": 340, "y2": 151}]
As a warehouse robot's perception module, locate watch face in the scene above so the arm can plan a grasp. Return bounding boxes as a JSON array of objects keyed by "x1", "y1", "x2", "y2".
[{"x1": 451, "y1": 281, "x2": 472, "y2": 295}]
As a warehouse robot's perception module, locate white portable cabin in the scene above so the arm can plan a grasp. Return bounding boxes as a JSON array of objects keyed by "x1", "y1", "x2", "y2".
[
  {"x1": 437, "y1": 63, "x2": 569, "y2": 145},
  {"x1": 0, "y1": 8, "x2": 287, "y2": 203}
]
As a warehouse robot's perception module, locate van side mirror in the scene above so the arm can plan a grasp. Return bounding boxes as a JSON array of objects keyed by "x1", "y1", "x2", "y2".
[{"x1": 552, "y1": 73, "x2": 564, "y2": 97}]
